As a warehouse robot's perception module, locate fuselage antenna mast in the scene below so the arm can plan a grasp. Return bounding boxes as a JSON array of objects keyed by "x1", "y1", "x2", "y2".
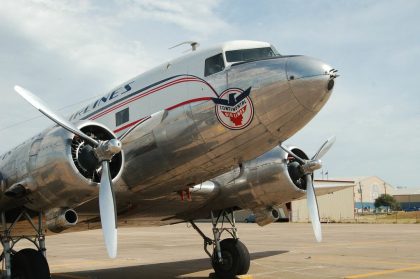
[{"x1": 169, "y1": 41, "x2": 200, "y2": 52}]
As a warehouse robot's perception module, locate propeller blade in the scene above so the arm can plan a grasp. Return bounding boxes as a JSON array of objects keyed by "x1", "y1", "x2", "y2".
[
  {"x1": 280, "y1": 144, "x2": 306, "y2": 164},
  {"x1": 14, "y1": 85, "x2": 98, "y2": 146},
  {"x1": 311, "y1": 136, "x2": 336, "y2": 161},
  {"x1": 306, "y1": 174, "x2": 322, "y2": 242},
  {"x1": 99, "y1": 161, "x2": 118, "y2": 258}
]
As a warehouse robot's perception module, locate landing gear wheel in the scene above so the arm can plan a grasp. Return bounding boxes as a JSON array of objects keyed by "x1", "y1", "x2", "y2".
[
  {"x1": 212, "y1": 238, "x2": 250, "y2": 279},
  {"x1": 11, "y1": 248, "x2": 51, "y2": 279}
]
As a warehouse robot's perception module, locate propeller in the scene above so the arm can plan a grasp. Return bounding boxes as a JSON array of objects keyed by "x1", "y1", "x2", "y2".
[
  {"x1": 14, "y1": 85, "x2": 120, "y2": 258},
  {"x1": 281, "y1": 136, "x2": 336, "y2": 242}
]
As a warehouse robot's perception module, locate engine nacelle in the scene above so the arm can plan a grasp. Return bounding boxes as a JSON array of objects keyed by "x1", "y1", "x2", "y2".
[
  {"x1": 0, "y1": 121, "x2": 124, "y2": 212},
  {"x1": 213, "y1": 145, "x2": 309, "y2": 226}
]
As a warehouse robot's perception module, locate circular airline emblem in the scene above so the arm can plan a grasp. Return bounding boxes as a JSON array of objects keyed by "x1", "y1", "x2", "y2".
[{"x1": 213, "y1": 87, "x2": 254, "y2": 130}]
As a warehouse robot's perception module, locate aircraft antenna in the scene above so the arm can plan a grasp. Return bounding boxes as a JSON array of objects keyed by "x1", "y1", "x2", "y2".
[{"x1": 169, "y1": 41, "x2": 200, "y2": 52}]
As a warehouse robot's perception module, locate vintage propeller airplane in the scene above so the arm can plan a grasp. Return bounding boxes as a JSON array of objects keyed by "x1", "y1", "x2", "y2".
[{"x1": 0, "y1": 40, "x2": 337, "y2": 278}]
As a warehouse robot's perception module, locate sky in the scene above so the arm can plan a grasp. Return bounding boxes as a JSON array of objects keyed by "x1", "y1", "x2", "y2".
[{"x1": 0, "y1": 0, "x2": 419, "y2": 188}]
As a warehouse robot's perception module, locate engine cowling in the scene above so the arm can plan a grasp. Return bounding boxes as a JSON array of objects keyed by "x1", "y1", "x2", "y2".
[
  {"x1": 0, "y1": 121, "x2": 124, "y2": 212},
  {"x1": 213, "y1": 145, "x2": 309, "y2": 226}
]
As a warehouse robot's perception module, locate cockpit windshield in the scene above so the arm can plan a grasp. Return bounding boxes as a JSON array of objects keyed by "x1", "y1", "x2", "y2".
[{"x1": 225, "y1": 47, "x2": 280, "y2": 63}]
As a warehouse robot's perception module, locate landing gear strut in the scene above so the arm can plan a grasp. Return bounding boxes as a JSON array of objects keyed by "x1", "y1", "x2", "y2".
[
  {"x1": 0, "y1": 209, "x2": 50, "y2": 279},
  {"x1": 190, "y1": 209, "x2": 250, "y2": 279}
]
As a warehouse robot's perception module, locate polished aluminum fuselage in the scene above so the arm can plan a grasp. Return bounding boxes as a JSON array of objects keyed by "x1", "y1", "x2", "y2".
[
  {"x1": 74, "y1": 55, "x2": 333, "y2": 225},
  {"x1": 0, "y1": 44, "x2": 334, "y2": 230},
  {"x1": 119, "y1": 56, "x2": 328, "y2": 194}
]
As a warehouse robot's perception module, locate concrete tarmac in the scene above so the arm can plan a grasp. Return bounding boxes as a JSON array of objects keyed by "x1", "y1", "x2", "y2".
[{"x1": 34, "y1": 223, "x2": 420, "y2": 279}]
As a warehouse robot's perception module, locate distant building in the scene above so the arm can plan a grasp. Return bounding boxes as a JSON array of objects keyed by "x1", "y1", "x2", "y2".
[
  {"x1": 236, "y1": 176, "x2": 420, "y2": 223},
  {"x1": 290, "y1": 179, "x2": 355, "y2": 222},
  {"x1": 352, "y1": 176, "x2": 395, "y2": 213},
  {"x1": 290, "y1": 176, "x2": 396, "y2": 222},
  {"x1": 392, "y1": 188, "x2": 420, "y2": 211}
]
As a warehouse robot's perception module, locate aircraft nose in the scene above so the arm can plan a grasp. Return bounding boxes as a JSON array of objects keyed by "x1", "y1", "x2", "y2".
[{"x1": 286, "y1": 56, "x2": 337, "y2": 112}]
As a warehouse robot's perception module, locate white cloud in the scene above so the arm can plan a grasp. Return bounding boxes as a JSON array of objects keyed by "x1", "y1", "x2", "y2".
[
  {"x1": 0, "y1": 0, "x2": 153, "y2": 84},
  {"x1": 0, "y1": 0, "x2": 231, "y2": 85},
  {"x1": 0, "y1": 0, "x2": 231, "y2": 153},
  {"x1": 116, "y1": 0, "x2": 229, "y2": 35}
]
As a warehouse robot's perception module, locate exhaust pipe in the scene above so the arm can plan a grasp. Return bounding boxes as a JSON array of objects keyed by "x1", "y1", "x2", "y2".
[
  {"x1": 254, "y1": 207, "x2": 281, "y2": 226},
  {"x1": 46, "y1": 208, "x2": 78, "y2": 233}
]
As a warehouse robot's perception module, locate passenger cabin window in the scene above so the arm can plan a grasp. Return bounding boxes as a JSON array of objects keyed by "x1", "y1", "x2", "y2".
[
  {"x1": 225, "y1": 47, "x2": 279, "y2": 63},
  {"x1": 116, "y1": 108, "x2": 129, "y2": 126},
  {"x1": 204, "y1": 53, "x2": 225, "y2": 77}
]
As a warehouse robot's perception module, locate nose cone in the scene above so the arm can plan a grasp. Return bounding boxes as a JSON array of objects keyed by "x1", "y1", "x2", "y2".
[{"x1": 286, "y1": 56, "x2": 336, "y2": 112}]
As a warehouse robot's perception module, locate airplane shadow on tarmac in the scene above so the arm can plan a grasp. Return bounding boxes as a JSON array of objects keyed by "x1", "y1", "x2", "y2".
[{"x1": 52, "y1": 250, "x2": 288, "y2": 279}]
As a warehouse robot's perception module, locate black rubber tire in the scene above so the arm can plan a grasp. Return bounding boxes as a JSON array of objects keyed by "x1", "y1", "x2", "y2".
[
  {"x1": 212, "y1": 238, "x2": 250, "y2": 279},
  {"x1": 11, "y1": 248, "x2": 51, "y2": 279}
]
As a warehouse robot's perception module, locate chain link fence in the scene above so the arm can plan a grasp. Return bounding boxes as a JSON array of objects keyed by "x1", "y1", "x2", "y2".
[{"x1": 353, "y1": 211, "x2": 420, "y2": 224}]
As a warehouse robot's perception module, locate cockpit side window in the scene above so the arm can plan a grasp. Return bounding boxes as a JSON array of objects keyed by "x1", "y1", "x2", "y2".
[
  {"x1": 225, "y1": 47, "x2": 279, "y2": 63},
  {"x1": 204, "y1": 53, "x2": 225, "y2": 77}
]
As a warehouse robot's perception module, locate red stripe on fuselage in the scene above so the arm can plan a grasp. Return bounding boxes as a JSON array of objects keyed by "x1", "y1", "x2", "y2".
[
  {"x1": 165, "y1": 97, "x2": 212, "y2": 111},
  {"x1": 91, "y1": 77, "x2": 208, "y2": 120}
]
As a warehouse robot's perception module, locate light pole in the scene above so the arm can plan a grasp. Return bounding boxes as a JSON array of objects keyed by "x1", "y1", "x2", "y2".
[{"x1": 359, "y1": 182, "x2": 364, "y2": 215}]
